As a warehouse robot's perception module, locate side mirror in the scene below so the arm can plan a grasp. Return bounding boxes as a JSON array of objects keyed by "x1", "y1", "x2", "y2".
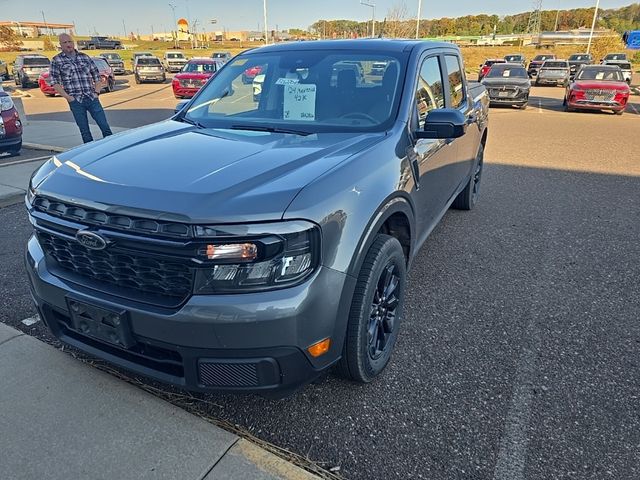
[
  {"x1": 174, "y1": 99, "x2": 189, "y2": 114},
  {"x1": 415, "y1": 109, "x2": 467, "y2": 140}
]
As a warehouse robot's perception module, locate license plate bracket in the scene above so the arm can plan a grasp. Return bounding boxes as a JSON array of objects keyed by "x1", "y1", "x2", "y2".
[{"x1": 66, "y1": 298, "x2": 135, "y2": 349}]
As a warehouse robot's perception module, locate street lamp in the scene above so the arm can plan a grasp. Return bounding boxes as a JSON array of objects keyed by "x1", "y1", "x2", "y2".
[
  {"x1": 416, "y1": 0, "x2": 422, "y2": 39},
  {"x1": 586, "y1": 0, "x2": 600, "y2": 55},
  {"x1": 168, "y1": 3, "x2": 178, "y2": 48},
  {"x1": 360, "y1": 1, "x2": 375, "y2": 38},
  {"x1": 263, "y1": 0, "x2": 269, "y2": 45}
]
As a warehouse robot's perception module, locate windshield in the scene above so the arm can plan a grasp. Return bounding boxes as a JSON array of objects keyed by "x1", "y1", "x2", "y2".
[
  {"x1": 486, "y1": 66, "x2": 528, "y2": 79},
  {"x1": 533, "y1": 55, "x2": 554, "y2": 61},
  {"x1": 576, "y1": 68, "x2": 623, "y2": 81},
  {"x1": 183, "y1": 49, "x2": 406, "y2": 133},
  {"x1": 605, "y1": 54, "x2": 626, "y2": 60},
  {"x1": 167, "y1": 53, "x2": 185, "y2": 59},
  {"x1": 569, "y1": 55, "x2": 590, "y2": 61},
  {"x1": 137, "y1": 58, "x2": 160, "y2": 66},
  {"x1": 212, "y1": 53, "x2": 228, "y2": 58},
  {"x1": 504, "y1": 55, "x2": 523, "y2": 62},
  {"x1": 542, "y1": 61, "x2": 567, "y2": 68},
  {"x1": 183, "y1": 62, "x2": 217, "y2": 73}
]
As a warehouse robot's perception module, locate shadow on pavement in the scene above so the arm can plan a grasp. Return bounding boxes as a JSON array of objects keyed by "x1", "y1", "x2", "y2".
[{"x1": 1, "y1": 161, "x2": 639, "y2": 480}]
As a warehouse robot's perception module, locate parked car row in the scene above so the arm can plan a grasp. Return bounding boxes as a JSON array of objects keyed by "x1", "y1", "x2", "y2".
[{"x1": 480, "y1": 60, "x2": 631, "y2": 115}]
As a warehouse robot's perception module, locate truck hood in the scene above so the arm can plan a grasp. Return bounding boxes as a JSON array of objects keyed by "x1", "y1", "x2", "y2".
[{"x1": 32, "y1": 120, "x2": 385, "y2": 224}]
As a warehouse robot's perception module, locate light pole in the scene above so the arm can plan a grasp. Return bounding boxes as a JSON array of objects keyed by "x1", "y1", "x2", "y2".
[
  {"x1": 168, "y1": 3, "x2": 178, "y2": 48},
  {"x1": 41, "y1": 11, "x2": 51, "y2": 37},
  {"x1": 416, "y1": 0, "x2": 422, "y2": 39},
  {"x1": 263, "y1": 0, "x2": 269, "y2": 44},
  {"x1": 586, "y1": 0, "x2": 600, "y2": 55},
  {"x1": 360, "y1": 1, "x2": 375, "y2": 38}
]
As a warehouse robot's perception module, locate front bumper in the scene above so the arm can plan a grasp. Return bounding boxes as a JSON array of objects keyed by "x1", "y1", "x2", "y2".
[
  {"x1": 172, "y1": 86, "x2": 201, "y2": 98},
  {"x1": 166, "y1": 64, "x2": 187, "y2": 72},
  {"x1": 111, "y1": 66, "x2": 126, "y2": 75},
  {"x1": 568, "y1": 100, "x2": 626, "y2": 112},
  {"x1": 536, "y1": 76, "x2": 567, "y2": 85},
  {"x1": 138, "y1": 74, "x2": 165, "y2": 81},
  {"x1": 25, "y1": 234, "x2": 355, "y2": 394}
]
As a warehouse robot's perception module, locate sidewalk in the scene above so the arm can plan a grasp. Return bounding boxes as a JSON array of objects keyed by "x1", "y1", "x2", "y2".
[
  {"x1": 0, "y1": 120, "x2": 326, "y2": 479},
  {"x1": 0, "y1": 323, "x2": 321, "y2": 480}
]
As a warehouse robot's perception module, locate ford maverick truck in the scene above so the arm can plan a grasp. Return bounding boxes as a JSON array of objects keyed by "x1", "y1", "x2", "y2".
[{"x1": 25, "y1": 40, "x2": 489, "y2": 396}]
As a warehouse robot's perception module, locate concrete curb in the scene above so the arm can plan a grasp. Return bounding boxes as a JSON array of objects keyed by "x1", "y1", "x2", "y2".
[{"x1": 22, "y1": 142, "x2": 67, "y2": 153}]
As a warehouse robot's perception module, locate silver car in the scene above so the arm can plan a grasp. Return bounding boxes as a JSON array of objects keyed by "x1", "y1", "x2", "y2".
[{"x1": 535, "y1": 60, "x2": 570, "y2": 87}]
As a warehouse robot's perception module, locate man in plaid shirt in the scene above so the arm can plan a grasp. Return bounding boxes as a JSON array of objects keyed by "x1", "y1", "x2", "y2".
[{"x1": 50, "y1": 34, "x2": 112, "y2": 143}]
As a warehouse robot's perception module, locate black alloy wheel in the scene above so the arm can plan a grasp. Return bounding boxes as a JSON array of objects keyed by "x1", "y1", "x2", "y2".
[
  {"x1": 367, "y1": 263, "x2": 401, "y2": 360},
  {"x1": 336, "y1": 234, "x2": 407, "y2": 383}
]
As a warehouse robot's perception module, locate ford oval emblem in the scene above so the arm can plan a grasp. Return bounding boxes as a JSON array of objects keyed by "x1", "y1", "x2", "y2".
[{"x1": 76, "y1": 231, "x2": 107, "y2": 250}]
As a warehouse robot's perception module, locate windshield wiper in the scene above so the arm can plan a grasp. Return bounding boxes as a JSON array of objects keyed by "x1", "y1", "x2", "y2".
[
  {"x1": 230, "y1": 124, "x2": 311, "y2": 136},
  {"x1": 179, "y1": 116, "x2": 206, "y2": 129}
]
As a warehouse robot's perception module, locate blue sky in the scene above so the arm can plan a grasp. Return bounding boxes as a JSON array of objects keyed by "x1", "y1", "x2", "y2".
[{"x1": 0, "y1": 0, "x2": 633, "y2": 35}]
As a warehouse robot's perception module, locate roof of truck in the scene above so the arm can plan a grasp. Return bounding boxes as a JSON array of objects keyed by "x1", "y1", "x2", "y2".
[{"x1": 245, "y1": 39, "x2": 456, "y2": 54}]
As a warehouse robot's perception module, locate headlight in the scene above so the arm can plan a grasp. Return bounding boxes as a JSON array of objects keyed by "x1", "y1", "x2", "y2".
[
  {"x1": 0, "y1": 95, "x2": 14, "y2": 112},
  {"x1": 193, "y1": 220, "x2": 321, "y2": 294}
]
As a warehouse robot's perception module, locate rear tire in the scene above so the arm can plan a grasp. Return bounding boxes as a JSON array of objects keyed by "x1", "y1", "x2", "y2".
[
  {"x1": 451, "y1": 143, "x2": 484, "y2": 211},
  {"x1": 615, "y1": 109, "x2": 624, "y2": 116},
  {"x1": 519, "y1": 102, "x2": 527, "y2": 110},
  {"x1": 107, "y1": 78, "x2": 114, "y2": 92},
  {"x1": 135, "y1": 75, "x2": 141, "y2": 84},
  {"x1": 336, "y1": 234, "x2": 406, "y2": 383}
]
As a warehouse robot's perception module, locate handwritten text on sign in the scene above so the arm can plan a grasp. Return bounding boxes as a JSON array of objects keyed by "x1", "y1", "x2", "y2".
[{"x1": 283, "y1": 84, "x2": 316, "y2": 121}]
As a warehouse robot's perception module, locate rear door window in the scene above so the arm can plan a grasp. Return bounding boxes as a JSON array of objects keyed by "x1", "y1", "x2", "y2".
[{"x1": 444, "y1": 55, "x2": 465, "y2": 109}]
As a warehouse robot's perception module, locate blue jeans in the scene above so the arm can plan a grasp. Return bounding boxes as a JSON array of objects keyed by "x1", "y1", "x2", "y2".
[{"x1": 68, "y1": 97, "x2": 112, "y2": 144}]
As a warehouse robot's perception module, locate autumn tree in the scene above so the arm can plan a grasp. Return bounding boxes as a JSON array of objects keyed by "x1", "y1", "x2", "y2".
[{"x1": 0, "y1": 26, "x2": 23, "y2": 51}]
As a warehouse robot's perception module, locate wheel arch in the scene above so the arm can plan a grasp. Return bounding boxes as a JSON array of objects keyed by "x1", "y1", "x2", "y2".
[{"x1": 347, "y1": 195, "x2": 415, "y2": 278}]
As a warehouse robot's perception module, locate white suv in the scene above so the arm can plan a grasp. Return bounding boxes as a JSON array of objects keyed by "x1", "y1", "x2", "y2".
[{"x1": 163, "y1": 51, "x2": 188, "y2": 73}]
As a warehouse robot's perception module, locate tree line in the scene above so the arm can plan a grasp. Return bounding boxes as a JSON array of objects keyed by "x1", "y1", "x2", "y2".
[{"x1": 308, "y1": 2, "x2": 640, "y2": 38}]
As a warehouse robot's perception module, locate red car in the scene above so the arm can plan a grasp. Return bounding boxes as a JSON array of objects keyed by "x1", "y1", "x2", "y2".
[
  {"x1": 478, "y1": 59, "x2": 506, "y2": 81},
  {"x1": 0, "y1": 91, "x2": 23, "y2": 155},
  {"x1": 242, "y1": 65, "x2": 263, "y2": 84},
  {"x1": 564, "y1": 64, "x2": 630, "y2": 115},
  {"x1": 172, "y1": 58, "x2": 221, "y2": 99},
  {"x1": 38, "y1": 57, "x2": 115, "y2": 97}
]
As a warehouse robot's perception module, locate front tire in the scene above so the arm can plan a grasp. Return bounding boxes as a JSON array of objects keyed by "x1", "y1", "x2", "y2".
[
  {"x1": 451, "y1": 143, "x2": 484, "y2": 210},
  {"x1": 615, "y1": 109, "x2": 624, "y2": 116},
  {"x1": 336, "y1": 234, "x2": 406, "y2": 383},
  {"x1": 6, "y1": 140, "x2": 22, "y2": 156},
  {"x1": 135, "y1": 75, "x2": 141, "y2": 84}
]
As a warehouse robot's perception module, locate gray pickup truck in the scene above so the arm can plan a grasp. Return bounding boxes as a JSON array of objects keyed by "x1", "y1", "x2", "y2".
[{"x1": 25, "y1": 40, "x2": 488, "y2": 397}]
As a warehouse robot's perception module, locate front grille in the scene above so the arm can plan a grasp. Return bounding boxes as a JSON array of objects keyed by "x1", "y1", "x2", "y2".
[
  {"x1": 180, "y1": 79, "x2": 204, "y2": 88},
  {"x1": 33, "y1": 196, "x2": 192, "y2": 238},
  {"x1": 38, "y1": 231, "x2": 193, "y2": 299},
  {"x1": 199, "y1": 361, "x2": 259, "y2": 387},
  {"x1": 585, "y1": 89, "x2": 615, "y2": 101}
]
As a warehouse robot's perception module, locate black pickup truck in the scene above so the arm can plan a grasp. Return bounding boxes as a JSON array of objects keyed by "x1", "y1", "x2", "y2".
[
  {"x1": 25, "y1": 40, "x2": 489, "y2": 397},
  {"x1": 77, "y1": 36, "x2": 123, "y2": 50}
]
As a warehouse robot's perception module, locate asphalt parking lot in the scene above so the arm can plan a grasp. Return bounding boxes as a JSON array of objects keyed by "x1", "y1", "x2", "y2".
[{"x1": 1, "y1": 80, "x2": 639, "y2": 479}]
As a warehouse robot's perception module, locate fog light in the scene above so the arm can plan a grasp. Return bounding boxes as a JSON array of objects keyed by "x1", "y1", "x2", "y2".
[{"x1": 307, "y1": 338, "x2": 331, "y2": 357}]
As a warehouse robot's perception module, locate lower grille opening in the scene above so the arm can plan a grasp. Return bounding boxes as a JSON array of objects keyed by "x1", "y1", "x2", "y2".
[{"x1": 51, "y1": 309, "x2": 185, "y2": 378}]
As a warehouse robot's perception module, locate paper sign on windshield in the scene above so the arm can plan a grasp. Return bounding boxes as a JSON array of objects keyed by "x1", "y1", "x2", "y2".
[{"x1": 283, "y1": 84, "x2": 316, "y2": 121}]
